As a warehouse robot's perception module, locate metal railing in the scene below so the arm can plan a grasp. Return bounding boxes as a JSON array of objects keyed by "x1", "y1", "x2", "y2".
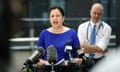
[{"x1": 10, "y1": 35, "x2": 116, "y2": 50}]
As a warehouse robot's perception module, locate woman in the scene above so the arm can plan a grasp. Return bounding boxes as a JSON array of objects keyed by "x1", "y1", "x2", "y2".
[{"x1": 37, "y1": 6, "x2": 82, "y2": 66}]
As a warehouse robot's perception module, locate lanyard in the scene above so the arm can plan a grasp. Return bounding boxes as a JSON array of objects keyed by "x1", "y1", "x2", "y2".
[{"x1": 86, "y1": 21, "x2": 104, "y2": 41}]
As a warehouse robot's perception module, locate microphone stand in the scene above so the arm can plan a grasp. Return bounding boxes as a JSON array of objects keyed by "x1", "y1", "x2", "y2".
[
  {"x1": 67, "y1": 50, "x2": 74, "y2": 64},
  {"x1": 51, "y1": 62, "x2": 55, "y2": 72},
  {"x1": 26, "y1": 64, "x2": 33, "y2": 72},
  {"x1": 26, "y1": 65, "x2": 30, "y2": 72},
  {"x1": 21, "y1": 65, "x2": 32, "y2": 72},
  {"x1": 68, "y1": 51, "x2": 73, "y2": 63},
  {"x1": 23, "y1": 61, "x2": 33, "y2": 72}
]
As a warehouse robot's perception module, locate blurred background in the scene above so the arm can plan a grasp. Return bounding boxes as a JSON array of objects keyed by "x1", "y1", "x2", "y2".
[{"x1": 1, "y1": 0, "x2": 120, "y2": 72}]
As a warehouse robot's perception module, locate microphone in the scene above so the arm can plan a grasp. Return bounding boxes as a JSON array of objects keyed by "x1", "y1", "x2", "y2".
[
  {"x1": 75, "y1": 47, "x2": 84, "y2": 58},
  {"x1": 47, "y1": 45, "x2": 57, "y2": 64},
  {"x1": 24, "y1": 47, "x2": 45, "y2": 66},
  {"x1": 64, "y1": 42, "x2": 73, "y2": 62},
  {"x1": 64, "y1": 42, "x2": 72, "y2": 52}
]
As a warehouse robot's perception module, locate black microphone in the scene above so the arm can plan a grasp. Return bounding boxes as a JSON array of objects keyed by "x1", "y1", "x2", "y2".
[
  {"x1": 75, "y1": 47, "x2": 84, "y2": 58},
  {"x1": 47, "y1": 45, "x2": 57, "y2": 64},
  {"x1": 24, "y1": 47, "x2": 45, "y2": 65}
]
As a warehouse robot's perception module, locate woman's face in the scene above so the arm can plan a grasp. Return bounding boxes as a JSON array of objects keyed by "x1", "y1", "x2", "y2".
[{"x1": 49, "y1": 9, "x2": 64, "y2": 28}]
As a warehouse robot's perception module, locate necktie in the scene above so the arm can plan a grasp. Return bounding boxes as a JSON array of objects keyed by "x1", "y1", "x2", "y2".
[{"x1": 89, "y1": 25, "x2": 96, "y2": 59}]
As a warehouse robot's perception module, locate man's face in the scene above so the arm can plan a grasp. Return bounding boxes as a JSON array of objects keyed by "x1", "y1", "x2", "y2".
[{"x1": 90, "y1": 5, "x2": 103, "y2": 23}]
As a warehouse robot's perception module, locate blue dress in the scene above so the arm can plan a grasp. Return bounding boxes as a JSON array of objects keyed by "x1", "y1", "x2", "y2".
[{"x1": 37, "y1": 28, "x2": 80, "y2": 63}]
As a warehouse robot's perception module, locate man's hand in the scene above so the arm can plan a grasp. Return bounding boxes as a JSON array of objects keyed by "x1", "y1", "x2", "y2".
[
  {"x1": 73, "y1": 58, "x2": 82, "y2": 65},
  {"x1": 81, "y1": 44, "x2": 104, "y2": 53}
]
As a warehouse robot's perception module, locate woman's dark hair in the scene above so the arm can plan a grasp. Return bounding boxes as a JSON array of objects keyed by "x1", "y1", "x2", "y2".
[{"x1": 48, "y1": 6, "x2": 64, "y2": 17}]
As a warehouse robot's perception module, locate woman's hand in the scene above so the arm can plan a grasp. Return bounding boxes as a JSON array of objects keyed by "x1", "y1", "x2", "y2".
[
  {"x1": 37, "y1": 59, "x2": 50, "y2": 66},
  {"x1": 73, "y1": 58, "x2": 82, "y2": 65},
  {"x1": 64, "y1": 58, "x2": 82, "y2": 66},
  {"x1": 64, "y1": 60, "x2": 69, "y2": 66}
]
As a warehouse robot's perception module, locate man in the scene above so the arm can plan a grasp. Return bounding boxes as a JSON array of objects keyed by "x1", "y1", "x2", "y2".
[{"x1": 77, "y1": 3, "x2": 112, "y2": 66}]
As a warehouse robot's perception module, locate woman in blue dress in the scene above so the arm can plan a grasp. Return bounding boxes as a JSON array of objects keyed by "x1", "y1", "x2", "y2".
[{"x1": 37, "y1": 6, "x2": 82, "y2": 66}]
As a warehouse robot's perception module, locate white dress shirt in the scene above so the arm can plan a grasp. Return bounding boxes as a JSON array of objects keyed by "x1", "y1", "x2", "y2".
[{"x1": 77, "y1": 20, "x2": 112, "y2": 58}]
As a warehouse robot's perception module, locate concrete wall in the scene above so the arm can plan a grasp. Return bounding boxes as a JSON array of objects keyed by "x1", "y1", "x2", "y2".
[{"x1": 10, "y1": 50, "x2": 32, "y2": 72}]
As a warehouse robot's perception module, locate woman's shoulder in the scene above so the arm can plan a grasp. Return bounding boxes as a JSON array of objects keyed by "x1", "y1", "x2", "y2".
[
  {"x1": 66, "y1": 27, "x2": 77, "y2": 33},
  {"x1": 40, "y1": 29, "x2": 49, "y2": 35}
]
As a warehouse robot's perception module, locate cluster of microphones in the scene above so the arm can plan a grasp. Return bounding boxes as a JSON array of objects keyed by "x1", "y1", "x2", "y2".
[
  {"x1": 24, "y1": 43, "x2": 81, "y2": 67},
  {"x1": 24, "y1": 43, "x2": 86, "y2": 66},
  {"x1": 22, "y1": 42, "x2": 95, "y2": 72},
  {"x1": 23, "y1": 43, "x2": 95, "y2": 72}
]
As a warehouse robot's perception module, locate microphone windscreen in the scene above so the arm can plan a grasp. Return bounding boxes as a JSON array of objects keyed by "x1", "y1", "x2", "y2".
[
  {"x1": 38, "y1": 47, "x2": 45, "y2": 57},
  {"x1": 28, "y1": 47, "x2": 45, "y2": 60},
  {"x1": 47, "y1": 45, "x2": 57, "y2": 64},
  {"x1": 24, "y1": 47, "x2": 45, "y2": 65}
]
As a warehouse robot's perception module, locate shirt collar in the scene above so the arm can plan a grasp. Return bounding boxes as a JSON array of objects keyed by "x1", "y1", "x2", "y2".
[{"x1": 90, "y1": 20, "x2": 102, "y2": 29}]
